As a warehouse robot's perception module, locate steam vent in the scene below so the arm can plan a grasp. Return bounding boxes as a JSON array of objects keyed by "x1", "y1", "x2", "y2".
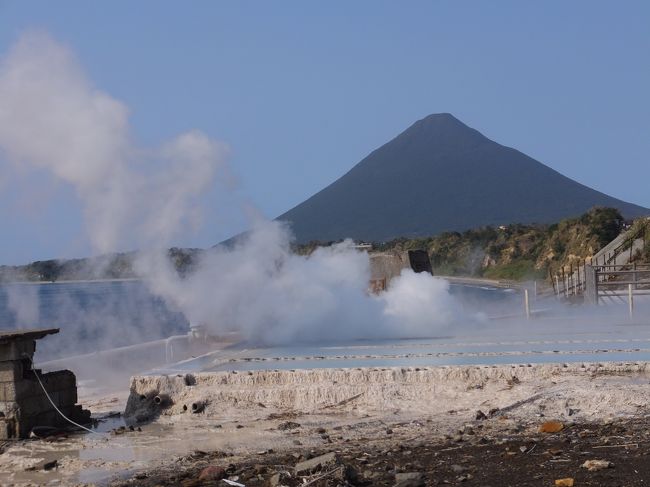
[{"x1": 0, "y1": 328, "x2": 90, "y2": 439}]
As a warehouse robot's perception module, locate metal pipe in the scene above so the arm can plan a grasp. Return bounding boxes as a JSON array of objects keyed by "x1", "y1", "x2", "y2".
[
  {"x1": 153, "y1": 394, "x2": 170, "y2": 407},
  {"x1": 165, "y1": 335, "x2": 189, "y2": 363}
]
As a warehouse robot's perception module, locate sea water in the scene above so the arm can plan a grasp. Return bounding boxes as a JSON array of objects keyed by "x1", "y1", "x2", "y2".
[{"x1": 0, "y1": 280, "x2": 188, "y2": 361}]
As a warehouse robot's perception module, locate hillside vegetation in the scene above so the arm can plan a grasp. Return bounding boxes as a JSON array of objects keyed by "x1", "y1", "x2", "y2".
[
  {"x1": 1, "y1": 208, "x2": 647, "y2": 284},
  {"x1": 299, "y1": 207, "x2": 640, "y2": 281},
  {"x1": 0, "y1": 248, "x2": 201, "y2": 283},
  {"x1": 371, "y1": 207, "x2": 642, "y2": 280}
]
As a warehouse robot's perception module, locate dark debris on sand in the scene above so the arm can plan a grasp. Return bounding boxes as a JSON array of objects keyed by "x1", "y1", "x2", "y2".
[{"x1": 111, "y1": 417, "x2": 650, "y2": 486}]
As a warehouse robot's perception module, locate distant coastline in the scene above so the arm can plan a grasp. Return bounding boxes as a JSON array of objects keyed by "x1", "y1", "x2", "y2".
[
  {"x1": 0, "y1": 277, "x2": 142, "y2": 285},
  {"x1": 438, "y1": 275, "x2": 519, "y2": 289}
]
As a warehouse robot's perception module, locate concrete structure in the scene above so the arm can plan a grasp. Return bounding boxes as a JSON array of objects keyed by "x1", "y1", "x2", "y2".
[
  {"x1": 369, "y1": 249, "x2": 433, "y2": 292},
  {"x1": 0, "y1": 328, "x2": 90, "y2": 439}
]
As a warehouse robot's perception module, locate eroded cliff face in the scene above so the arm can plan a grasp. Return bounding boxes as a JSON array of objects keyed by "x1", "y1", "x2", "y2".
[{"x1": 124, "y1": 362, "x2": 650, "y2": 424}]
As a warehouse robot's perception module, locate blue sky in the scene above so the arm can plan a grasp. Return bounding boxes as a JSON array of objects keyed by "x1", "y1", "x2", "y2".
[{"x1": 0, "y1": 1, "x2": 648, "y2": 264}]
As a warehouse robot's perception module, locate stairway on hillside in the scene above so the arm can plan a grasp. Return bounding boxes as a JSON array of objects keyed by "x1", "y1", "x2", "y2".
[{"x1": 556, "y1": 220, "x2": 649, "y2": 297}]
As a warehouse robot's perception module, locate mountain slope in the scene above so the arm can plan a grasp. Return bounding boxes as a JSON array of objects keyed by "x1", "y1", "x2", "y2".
[{"x1": 277, "y1": 114, "x2": 648, "y2": 243}]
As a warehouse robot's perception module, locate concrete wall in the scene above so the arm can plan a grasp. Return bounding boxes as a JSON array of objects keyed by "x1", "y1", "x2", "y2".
[
  {"x1": 368, "y1": 250, "x2": 433, "y2": 292},
  {"x1": 0, "y1": 356, "x2": 89, "y2": 439}
]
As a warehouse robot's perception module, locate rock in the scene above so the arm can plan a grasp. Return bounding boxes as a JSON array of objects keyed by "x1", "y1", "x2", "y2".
[
  {"x1": 539, "y1": 421, "x2": 564, "y2": 433},
  {"x1": 269, "y1": 472, "x2": 285, "y2": 486},
  {"x1": 316, "y1": 427, "x2": 327, "y2": 434},
  {"x1": 278, "y1": 421, "x2": 301, "y2": 431},
  {"x1": 475, "y1": 410, "x2": 487, "y2": 420},
  {"x1": 394, "y1": 471, "x2": 425, "y2": 487},
  {"x1": 344, "y1": 465, "x2": 359, "y2": 482},
  {"x1": 181, "y1": 480, "x2": 201, "y2": 487},
  {"x1": 295, "y1": 452, "x2": 339, "y2": 475},
  {"x1": 450, "y1": 464, "x2": 466, "y2": 474},
  {"x1": 30, "y1": 426, "x2": 63, "y2": 439},
  {"x1": 554, "y1": 479, "x2": 574, "y2": 487},
  {"x1": 198, "y1": 465, "x2": 226, "y2": 481},
  {"x1": 488, "y1": 408, "x2": 500, "y2": 417},
  {"x1": 581, "y1": 459, "x2": 614, "y2": 471},
  {"x1": 364, "y1": 469, "x2": 380, "y2": 480},
  {"x1": 25, "y1": 459, "x2": 58, "y2": 472}
]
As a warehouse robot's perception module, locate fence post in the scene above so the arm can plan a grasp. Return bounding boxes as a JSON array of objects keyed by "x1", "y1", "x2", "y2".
[
  {"x1": 524, "y1": 289, "x2": 531, "y2": 320},
  {"x1": 628, "y1": 284, "x2": 634, "y2": 318},
  {"x1": 584, "y1": 265, "x2": 598, "y2": 304}
]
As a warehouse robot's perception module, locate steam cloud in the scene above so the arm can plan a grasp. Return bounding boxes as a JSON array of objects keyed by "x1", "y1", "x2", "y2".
[
  {"x1": 0, "y1": 31, "x2": 226, "y2": 254},
  {"x1": 145, "y1": 219, "x2": 462, "y2": 343},
  {"x1": 0, "y1": 32, "x2": 464, "y2": 349}
]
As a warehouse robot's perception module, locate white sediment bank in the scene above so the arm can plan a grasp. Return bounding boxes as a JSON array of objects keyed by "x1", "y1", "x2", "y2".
[{"x1": 125, "y1": 361, "x2": 650, "y2": 424}]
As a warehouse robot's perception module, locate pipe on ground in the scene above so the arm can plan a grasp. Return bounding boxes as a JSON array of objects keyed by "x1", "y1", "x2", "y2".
[
  {"x1": 153, "y1": 394, "x2": 171, "y2": 407},
  {"x1": 191, "y1": 401, "x2": 205, "y2": 414}
]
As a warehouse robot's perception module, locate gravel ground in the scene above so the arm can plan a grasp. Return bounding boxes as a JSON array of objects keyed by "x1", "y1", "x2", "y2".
[{"x1": 111, "y1": 413, "x2": 650, "y2": 487}]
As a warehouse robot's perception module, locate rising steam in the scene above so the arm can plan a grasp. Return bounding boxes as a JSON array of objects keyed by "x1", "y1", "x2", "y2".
[
  {"x1": 0, "y1": 32, "x2": 464, "y2": 348},
  {"x1": 0, "y1": 31, "x2": 226, "y2": 254}
]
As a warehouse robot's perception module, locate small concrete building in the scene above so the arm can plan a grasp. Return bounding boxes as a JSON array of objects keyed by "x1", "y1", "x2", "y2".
[{"x1": 0, "y1": 328, "x2": 90, "y2": 439}]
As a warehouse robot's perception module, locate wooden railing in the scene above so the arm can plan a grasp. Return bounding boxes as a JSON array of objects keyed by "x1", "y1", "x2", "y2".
[{"x1": 584, "y1": 264, "x2": 650, "y2": 315}]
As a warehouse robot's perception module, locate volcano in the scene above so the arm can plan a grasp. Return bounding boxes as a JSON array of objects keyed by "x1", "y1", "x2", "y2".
[{"x1": 277, "y1": 113, "x2": 648, "y2": 243}]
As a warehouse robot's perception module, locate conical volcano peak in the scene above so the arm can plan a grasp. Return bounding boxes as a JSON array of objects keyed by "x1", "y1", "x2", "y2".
[
  {"x1": 396, "y1": 113, "x2": 487, "y2": 149},
  {"x1": 417, "y1": 112, "x2": 461, "y2": 124},
  {"x1": 278, "y1": 116, "x2": 649, "y2": 243}
]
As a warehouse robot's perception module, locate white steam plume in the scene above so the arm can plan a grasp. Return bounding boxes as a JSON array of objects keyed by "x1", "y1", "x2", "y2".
[
  {"x1": 0, "y1": 31, "x2": 465, "y2": 347},
  {"x1": 0, "y1": 31, "x2": 226, "y2": 254},
  {"x1": 5, "y1": 284, "x2": 40, "y2": 327},
  {"x1": 142, "y1": 218, "x2": 464, "y2": 343}
]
